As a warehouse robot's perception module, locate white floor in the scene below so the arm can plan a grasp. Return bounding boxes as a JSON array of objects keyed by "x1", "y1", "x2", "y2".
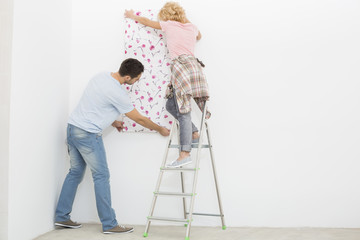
[{"x1": 35, "y1": 224, "x2": 360, "y2": 240}]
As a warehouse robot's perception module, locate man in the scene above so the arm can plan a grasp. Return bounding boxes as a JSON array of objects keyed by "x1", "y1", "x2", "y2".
[{"x1": 54, "y1": 58, "x2": 169, "y2": 234}]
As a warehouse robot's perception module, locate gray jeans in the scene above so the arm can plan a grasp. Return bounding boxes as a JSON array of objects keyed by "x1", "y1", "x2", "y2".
[{"x1": 166, "y1": 93, "x2": 198, "y2": 152}]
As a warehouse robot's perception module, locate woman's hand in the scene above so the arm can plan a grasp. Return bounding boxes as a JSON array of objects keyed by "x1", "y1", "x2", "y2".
[
  {"x1": 124, "y1": 9, "x2": 161, "y2": 29},
  {"x1": 124, "y1": 9, "x2": 135, "y2": 19}
]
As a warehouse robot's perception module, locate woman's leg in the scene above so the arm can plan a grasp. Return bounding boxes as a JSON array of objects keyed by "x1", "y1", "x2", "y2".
[
  {"x1": 166, "y1": 95, "x2": 198, "y2": 139},
  {"x1": 166, "y1": 94, "x2": 194, "y2": 161}
]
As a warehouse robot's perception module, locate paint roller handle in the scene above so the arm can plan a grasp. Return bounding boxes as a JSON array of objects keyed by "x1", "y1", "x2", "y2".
[{"x1": 196, "y1": 58, "x2": 205, "y2": 68}]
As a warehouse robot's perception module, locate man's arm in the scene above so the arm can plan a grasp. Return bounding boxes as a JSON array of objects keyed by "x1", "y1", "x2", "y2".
[
  {"x1": 124, "y1": 10, "x2": 161, "y2": 29},
  {"x1": 125, "y1": 108, "x2": 170, "y2": 136}
]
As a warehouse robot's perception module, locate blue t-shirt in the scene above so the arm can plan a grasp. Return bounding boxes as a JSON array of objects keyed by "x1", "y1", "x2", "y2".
[{"x1": 68, "y1": 72, "x2": 134, "y2": 133}]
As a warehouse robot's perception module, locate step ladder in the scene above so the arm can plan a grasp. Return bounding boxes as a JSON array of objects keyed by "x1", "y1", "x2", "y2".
[{"x1": 143, "y1": 101, "x2": 226, "y2": 240}]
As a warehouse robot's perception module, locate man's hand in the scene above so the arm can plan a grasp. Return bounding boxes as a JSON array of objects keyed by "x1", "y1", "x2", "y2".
[
  {"x1": 112, "y1": 120, "x2": 124, "y2": 132},
  {"x1": 159, "y1": 127, "x2": 170, "y2": 137}
]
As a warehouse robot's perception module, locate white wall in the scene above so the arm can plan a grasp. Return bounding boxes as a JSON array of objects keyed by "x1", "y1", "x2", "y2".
[
  {"x1": 68, "y1": 0, "x2": 360, "y2": 228},
  {"x1": 0, "y1": 0, "x2": 13, "y2": 239},
  {"x1": 8, "y1": 0, "x2": 71, "y2": 239}
]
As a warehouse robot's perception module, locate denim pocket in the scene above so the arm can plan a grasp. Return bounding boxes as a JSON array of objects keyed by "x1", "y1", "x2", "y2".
[{"x1": 71, "y1": 128, "x2": 95, "y2": 154}]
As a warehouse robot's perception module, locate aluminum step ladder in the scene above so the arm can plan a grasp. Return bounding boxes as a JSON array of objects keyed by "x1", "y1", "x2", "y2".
[{"x1": 143, "y1": 102, "x2": 226, "y2": 240}]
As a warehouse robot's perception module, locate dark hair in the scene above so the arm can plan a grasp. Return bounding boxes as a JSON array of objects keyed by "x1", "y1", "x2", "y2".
[{"x1": 119, "y1": 58, "x2": 144, "y2": 78}]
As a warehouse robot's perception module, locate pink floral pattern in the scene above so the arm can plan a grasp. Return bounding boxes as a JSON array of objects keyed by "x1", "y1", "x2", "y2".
[{"x1": 123, "y1": 10, "x2": 172, "y2": 132}]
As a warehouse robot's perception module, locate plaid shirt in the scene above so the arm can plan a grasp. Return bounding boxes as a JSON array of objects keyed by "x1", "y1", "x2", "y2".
[{"x1": 167, "y1": 54, "x2": 209, "y2": 114}]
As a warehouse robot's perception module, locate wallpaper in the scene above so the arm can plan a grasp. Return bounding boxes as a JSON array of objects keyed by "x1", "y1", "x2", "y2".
[{"x1": 123, "y1": 10, "x2": 172, "y2": 132}]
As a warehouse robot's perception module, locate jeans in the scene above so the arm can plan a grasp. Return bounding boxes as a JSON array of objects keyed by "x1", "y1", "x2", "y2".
[
  {"x1": 166, "y1": 93, "x2": 198, "y2": 152},
  {"x1": 55, "y1": 124, "x2": 118, "y2": 231}
]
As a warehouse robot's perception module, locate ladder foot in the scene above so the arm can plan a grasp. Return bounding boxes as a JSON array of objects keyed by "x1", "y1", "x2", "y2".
[
  {"x1": 222, "y1": 225, "x2": 227, "y2": 230},
  {"x1": 143, "y1": 232, "x2": 148, "y2": 237}
]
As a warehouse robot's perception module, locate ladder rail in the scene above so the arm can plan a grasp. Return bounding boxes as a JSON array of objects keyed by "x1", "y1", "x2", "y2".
[
  {"x1": 144, "y1": 121, "x2": 177, "y2": 234},
  {"x1": 205, "y1": 121, "x2": 226, "y2": 228},
  {"x1": 185, "y1": 101, "x2": 208, "y2": 239},
  {"x1": 177, "y1": 122, "x2": 188, "y2": 221}
]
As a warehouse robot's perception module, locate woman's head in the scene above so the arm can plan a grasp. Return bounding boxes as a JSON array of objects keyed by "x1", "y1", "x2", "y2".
[{"x1": 158, "y1": 2, "x2": 186, "y2": 23}]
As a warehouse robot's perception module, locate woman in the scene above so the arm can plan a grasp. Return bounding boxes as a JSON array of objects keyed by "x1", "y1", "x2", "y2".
[{"x1": 125, "y1": 2, "x2": 209, "y2": 168}]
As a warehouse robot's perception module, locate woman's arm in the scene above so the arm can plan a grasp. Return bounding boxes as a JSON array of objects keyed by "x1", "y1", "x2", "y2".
[
  {"x1": 185, "y1": 17, "x2": 201, "y2": 41},
  {"x1": 197, "y1": 31, "x2": 202, "y2": 41},
  {"x1": 124, "y1": 10, "x2": 161, "y2": 29}
]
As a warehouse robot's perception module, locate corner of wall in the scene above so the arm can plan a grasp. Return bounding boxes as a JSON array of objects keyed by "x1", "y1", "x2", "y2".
[{"x1": 0, "y1": 0, "x2": 13, "y2": 239}]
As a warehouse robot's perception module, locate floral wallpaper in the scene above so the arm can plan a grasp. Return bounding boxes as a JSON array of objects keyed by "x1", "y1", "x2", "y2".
[{"x1": 122, "y1": 10, "x2": 172, "y2": 132}]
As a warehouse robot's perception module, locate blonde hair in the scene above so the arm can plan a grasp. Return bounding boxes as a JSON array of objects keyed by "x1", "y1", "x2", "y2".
[{"x1": 158, "y1": 2, "x2": 186, "y2": 23}]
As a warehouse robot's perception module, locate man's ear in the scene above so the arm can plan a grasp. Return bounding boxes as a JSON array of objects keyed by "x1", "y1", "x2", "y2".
[{"x1": 124, "y1": 75, "x2": 131, "y2": 82}]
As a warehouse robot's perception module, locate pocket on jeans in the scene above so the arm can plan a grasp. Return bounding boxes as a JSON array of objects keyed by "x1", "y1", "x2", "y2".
[{"x1": 74, "y1": 134, "x2": 94, "y2": 154}]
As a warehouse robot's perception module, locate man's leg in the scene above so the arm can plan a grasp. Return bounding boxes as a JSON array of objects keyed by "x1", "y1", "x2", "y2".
[
  {"x1": 78, "y1": 133, "x2": 118, "y2": 231},
  {"x1": 55, "y1": 125, "x2": 86, "y2": 224}
]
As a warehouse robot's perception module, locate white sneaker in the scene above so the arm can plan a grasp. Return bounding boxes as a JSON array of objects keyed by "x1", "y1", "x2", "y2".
[{"x1": 166, "y1": 157, "x2": 192, "y2": 168}]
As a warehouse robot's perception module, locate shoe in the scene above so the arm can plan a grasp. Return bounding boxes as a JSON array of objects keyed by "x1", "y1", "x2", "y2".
[
  {"x1": 166, "y1": 156, "x2": 192, "y2": 168},
  {"x1": 103, "y1": 225, "x2": 134, "y2": 234},
  {"x1": 55, "y1": 220, "x2": 82, "y2": 229}
]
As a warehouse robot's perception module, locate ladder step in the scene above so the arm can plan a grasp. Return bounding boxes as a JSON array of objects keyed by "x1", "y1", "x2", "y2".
[
  {"x1": 154, "y1": 191, "x2": 194, "y2": 197},
  {"x1": 169, "y1": 144, "x2": 211, "y2": 149},
  {"x1": 186, "y1": 212, "x2": 224, "y2": 217},
  {"x1": 147, "y1": 216, "x2": 189, "y2": 223},
  {"x1": 160, "y1": 167, "x2": 197, "y2": 171}
]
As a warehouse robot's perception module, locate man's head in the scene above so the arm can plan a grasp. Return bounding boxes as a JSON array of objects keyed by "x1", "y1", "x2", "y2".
[{"x1": 119, "y1": 58, "x2": 144, "y2": 85}]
